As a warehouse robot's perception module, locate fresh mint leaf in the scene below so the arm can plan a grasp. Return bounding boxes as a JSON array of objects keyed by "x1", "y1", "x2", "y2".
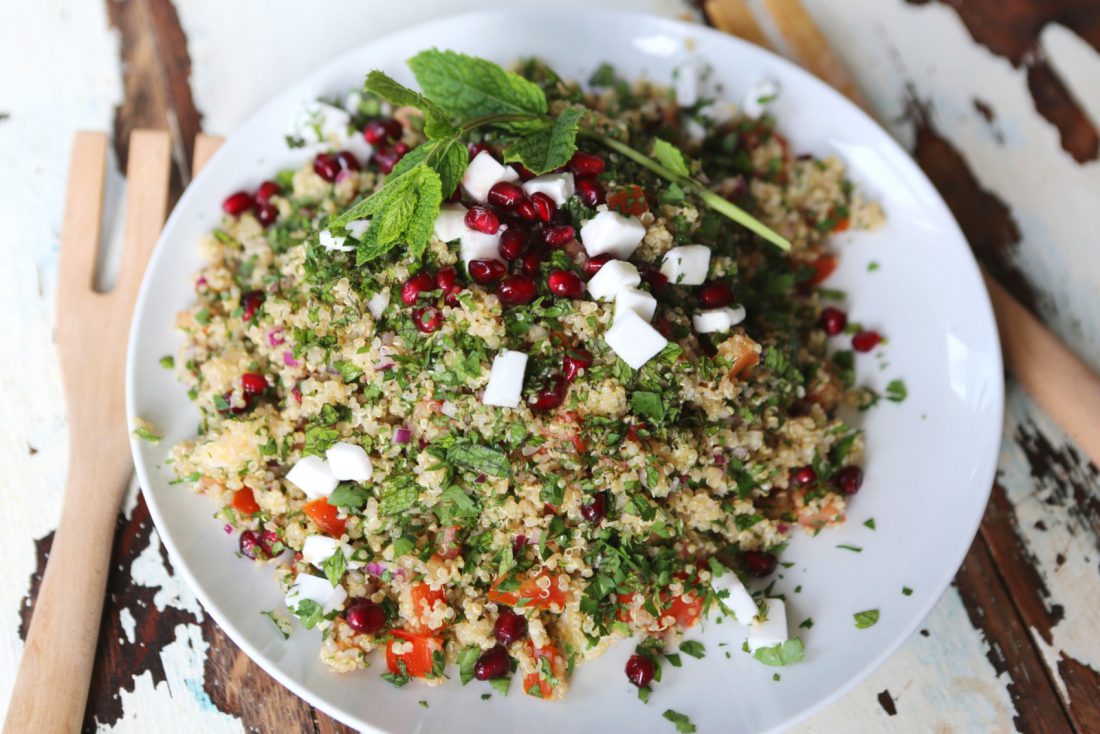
[
  {"x1": 662, "y1": 709, "x2": 697, "y2": 733},
  {"x1": 854, "y1": 609, "x2": 880, "y2": 628},
  {"x1": 630, "y1": 391, "x2": 665, "y2": 422},
  {"x1": 303, "y1": 424, "x2": 341, "y2": 457},
  {"x1": 380, "y1": 478, "x2": 419, "y2": 515},
  {"x1": 886, "y1": 379, "x2": 908, "y2": 403},
  {"x1": 328, "y1": 483, "x2": 369, "y2": 509},
  {"x1": 446, "y1": 441, "x2": 511, "y2": 478},
  {"x1": 505, "y1": 107, "x2": 585, "y2": 174},
  {"x1": 457, "y1": 645, "x2": 480, "y2": 685},
  {"x1": 409, "y1": 49, "x2": 547, "y2": 128},
  {"x1": 652, "y1": 138, "x2": 690, "y2": 177},
  {"x1": 322, "y1": 550, "x2": 347, "y2": 586},
  {"x1": 679, "y1": 640, "x2": 706, "y2": 659},
  {"x1": 391, "y1": 137, "x2": 468, "y2": 197},
  {"x1": 752, "y1": 638, "x2": 805, "y2": 666},
  {"x1": 364, "y1": 70, "x2": 456, "y2": 139},
  {"x1": 489, "y1": 677, "x2": 511, "y2": 696},
  {"x1": 291, "y1": 599, "x2": 324, "y2": 630}
]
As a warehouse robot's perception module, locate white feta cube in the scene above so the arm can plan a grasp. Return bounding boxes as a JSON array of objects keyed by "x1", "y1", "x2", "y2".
[
  {"x1": 661, "y1": 245, "x2": 711, "y2": 285},
  {"x1": 284, "y1": 573, "x2": 347, "y2": 616},
  {"x1": 523, "y1": 173, "x2": 575, "y2": 206},
  {"x1": 345, "y1": 219, "x2": 371, "y2": 240},
  {"x1": 342, "y1": 134, "x2": 374, "y2": 165},
  {"x1": 326, "y1": 442, "x2": 373, "y2": 482},
  {"x1": 579, "y1": 209, "x2": 647, "y2": 259},
  {"x1": 460, "y1": 229, "x2": 504, "y2": 266},
  {"x1": 743, "y1": 80, "x2": 780, "y2": 120},
  {"x1": 614, "y1": 287, "x2": 657, "y2": 323},
  {"x1": 693, "y1": 305, "x2": 747, "y2": 334},
  {"x1": 587, "y1": 260, "x2": 640, "y2": 301},
  {"x1": 605, "y1": 310, "x2": 668, "y2": 369},
  {"x1": 295, "y1": 101, "x2": 352, "y2": 145},
  {"x1": 366, "y1": 290, "x2": 390, "y2": 319},
  {"x1": 462, "y1": 151, "x2": 519, "y2": 202},
  {"x1": 483, "y1": 350, "x2": 528, "y2": 408},
  {"x1": 286, "y1": 455, "x2": 338, "y2": 500},
  {"x1": 712, "y1": 573, "x2": 759, "y2": 624},
  {"x1": 434, "y1": 204, "x2": 468, "y2": 243},
  {"x1": 747, "y1": 598, "x2": 788, "y2": 651},
  {"x1": 674, "y1": 60, "x2": 700, "y2": 108},
  {"x1": 301, "y1": 535, "x2": 342, "y2": 568},
  {"x1": 319, "y1": 229, "x2": 352, "y2": 253}
]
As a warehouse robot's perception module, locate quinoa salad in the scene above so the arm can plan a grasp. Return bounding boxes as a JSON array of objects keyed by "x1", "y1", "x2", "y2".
[{"x1": 162, "y1": 51, "x2": 886, "y2": 704}]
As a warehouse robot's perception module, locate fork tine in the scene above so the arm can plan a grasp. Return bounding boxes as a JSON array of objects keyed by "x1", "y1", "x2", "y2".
[
  {"x1": 57, "y1": 132, "x2": 108, "y2": 310},
  {"x1": 115, "y1": 130, "x2": 172, "y2": 305}
]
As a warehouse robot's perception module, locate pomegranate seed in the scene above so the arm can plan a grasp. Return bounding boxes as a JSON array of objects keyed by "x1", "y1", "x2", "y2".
[
  {"x1": 742, "y1": 550, "x2": 778, "y2": 577},
  {"x1": 488, "y1": 181, "x2": 527, "y2": 209},
  {"x1": 641, "y1": 267, "x2": 668, "y2": 294},
  {"x1": 530, "y1": 192, "x2": 556, "y2": 223},
  {"x1": 436, "y1": 267, "x2": 459, "y2": 294},
  {"x1": 468, "y1": 259, "x2": 507, "y2": 284},
  {"x1": 255, "y1": 201, "x2": 278, "y2": 227},
  {"x1": 852, "y1": 330, "x2": 882, "y2": 352},
  {"x1": 499, "y1": 229, "x2": 528, "y2": 260},
  {"x1": 345, "y1": 599, "x2": 387, "y2": 634},
  {"x1": 580, "y1": 492, "x2": 607, "y2": 523},
  {"x1": 835, "y1": 465, "x2": 864, "y2": 495},
  {"x1": 625, "y1": 654, "x2": 655, "y2": 688},
  {"x1": 401, "y1": 272, "x2": 435, "y2": 305},
  {"x1": 521, "y1": 248, "x2": 545, "y2": 277},
  {"x1": 467, "y1": 142, "x2": 492, "y2": 160},
  {"x1": 791, "y1": 465, "x2": 816, "y2": 486},
  {"x1": 259, "y1": 530, "x2": 279, "y2": 555},
  {"x1": 241, "y1": 372, "x2": 267, "y2": 395},
  {"x1": 239, "y1": 530, "x2": 267, "y2": 560},
  {"x1": 575, "y1": 176, "x2": 605, "y2": 207},
  {"x1": 513, "y1": 163, "x2": 536, "y2": 181},
  {"x1": 363, "y1": 118, "x2": 402, "y2": 145},
  {"x1": 542, "y1": 224, "x2": 575, "y2": 248},
  {"x1": 465, "y1": 206, "x2": 501, "y2": 234},
  {"x1": 222, "y1": 191, "x2": 255, "y2": 216},
  {"x1": 584, "y1": 255, "x2": 612, "y2": 277},
  {"x1": 313, "y1": 153, "x2": 341, "y2": 182},
  {"x1": 241, "y1": 290, "x2": 265, "y2": 322},
  {"x1": 532, "y1": 375, "x2": 566, "y2": 411},
  {"x1": 547, "y1": 270, "x2": 584, "y2": 299},
  {"x1": 337, "y1": 151, "x2": 360, "y2": 172},
  {"x1": 256, "y1": 180, "x2": 281, "y2": 202},
  {"x1": 514, "y1": 200, "x2": 538, "y2": 221},
  {"x1": 497, "y1": 275, "x2": 538, "y2": 306},
  {"x1": 698, "y1": 281, "x2": 734, "y2": 308},
  {"x1": 474, "y1": 645, "x2": 510, "y2": 681},
  {"x1": 412, "y1": 306, "x2": 443, "y2": 333},
  {"x1": 493, "y1": 609, "x2": 528, "y2": 646},
  {"x1": 563, "y1": 349, "x2": 593, "y2": 382},
  {"x1": 819, "y1": 307, "x2": 847, "y2": 336},
  {"x1": 371, "y1": 142, "x2": 408, "y2": 173},
  {"x1": 568, "y1": 151, "x2": 606, "y2": 176}
]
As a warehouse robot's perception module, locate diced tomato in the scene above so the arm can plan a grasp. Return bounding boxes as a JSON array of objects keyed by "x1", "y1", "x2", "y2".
[
  {"x1": 409, "y1": 582, "x2": 448, "y2": 631},
  {"x1": 523, "y1": 640, "x2": 566, "y2": 700},
  {"x1": 615, "y1": 592, "x2": 636, "y2": 623},
  {"x1": 303, "y1": 498, "x2": 346, "y2": 537},
  {"x1": 386, "y1": 629, "x2": 444, "y2": 679},
  {"x1": 666, "y1": 592, "x2": 703, "y2": 628},
  {"x1": 489, "y1": 569, "x2": 567, "y2": 610},
  {"x1": 433, "y1": 526, "x2": 463, "y2": 561},
  {"x1": 607, "y1": 185, "x2": 648, "y2": 216},
  {"x1": 722, "y1": 333, "x2": 760, "y2": 379},
  {"x1": 833, "y1": 217, "x2": 850, "y2": 232},
  {"x1": 231, "y1": 486, "x2": 260, "y2": 515},
  {"x1": 799, "y1": 253, "x2": 837, "y2": 287},
  {"x1": 571, "y1": 434, "x2": 587, "y2": 455}
]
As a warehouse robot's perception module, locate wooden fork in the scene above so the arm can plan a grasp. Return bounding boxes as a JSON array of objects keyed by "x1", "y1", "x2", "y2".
[
  {"x1": 707, "y1": 0, "x2": 1100, "y2": 465},
  {"x1": 3, "y1": 131, "x2": 170, "y2": 734}
]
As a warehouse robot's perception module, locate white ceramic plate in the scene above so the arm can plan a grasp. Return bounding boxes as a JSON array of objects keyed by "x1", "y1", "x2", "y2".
[{"x1": 127, "y1": 8, "x2": 1003, "y2": 733}]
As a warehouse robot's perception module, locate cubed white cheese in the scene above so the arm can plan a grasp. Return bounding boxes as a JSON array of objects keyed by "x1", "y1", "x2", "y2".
[
  {"x1": 661, "y1": 245, "x2": 711, "y2": 285},
  {"x1": 286, "y1": 455, "x2": 338, "y2": 500},
  {"x1": 434, "y1": 204, "x2": 468, "y2": 243},
  {"x1": 605, "y1": 310, "x2": 668, "y2": 369},
  {"x1": 295, "y1": 101, "x2": 352, "y2": 145},
  {"x1": 301, "y1": 535, "x2": 342, "y2": 568},
  {"x1": 523, "y1": 173, "x2": 575, "y2": 206},
  {"x1": 462, "y1": 151, "x2": 519, "y2": 202},
  {"x1": 284, "y1": 573, "x2": 347, "y2": 616},
  {"x1": 343, "y1": 91, "x2": 362, "y2": 114},
  {"x1": 319, "y1": 229, "x2": 353, "y2": 253},
  {"x1": 579, "y1": 209, "x2": 647, "y2": 259},
  {"x1": 674, "y1": 60, "x2": 700, "y2": 108},
  {"x1": 326, "y1": 442, "x2": 373, "y2": 482},
  {"x1": 743, "y1": 80, "x2": 780, "y2": 120},
  {"x1": 747, "y1": 598, "x2": 788, "y2": 651},
  {"x1": 693, "y1": 305, "x2": 747, "y2": 334},
  {"x1": 587, "y1": 260, "x2": 640, "y2": 301},
  {"x1": 460, "y1": 229, "x2": 504, "y2": 266},
  {"x1": 345, "y1": 219, "x2": 371, "y2": 240},
  {"x1": 366, "y1": 290, "x2": 390, "y2": 319},
  {"x1": 712, "y1": 573, "x2": 759, "y2": 624},
  {"x1": 614, "y1": 287, "x2": 657, "y2": 323},
  {"x1": 483, "y1": 350, "x2": 528, "y2": 408},
  {"x1": 342, "y1": 134, "x2": 374, "y2": 165}
]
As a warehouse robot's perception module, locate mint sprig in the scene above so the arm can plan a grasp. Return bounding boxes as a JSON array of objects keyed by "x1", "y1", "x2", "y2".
[{"x1": 333, "y1": 50, "x2": 791, "y2": 264}]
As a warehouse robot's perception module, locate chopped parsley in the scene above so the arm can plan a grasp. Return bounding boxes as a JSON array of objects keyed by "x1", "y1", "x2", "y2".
[
  {"x1": 836, "y1": 544, "x2": 862, "y2": 553},
  {"x1": 863, "y1": 518, "x2": 876, "y2": 530},
  {"x1": 885, "y1": 378, "x2": 908, "y2": 402},
  {"x1": 902, "y1": 587, "x2": 913, "y2": 597},
  {"x1": 854, "y1": 609, "x2": 880, "y2": 629},
  {"x1": 678, "y1": 640, "x2": 706, "y2": 659},
  {"x1": 662, "y1": 709, "x2": 697, "y2": 733},
  {"x1": 752, "y1": 638, "x2": 805, "y2": 666},
  {"x1": 131, "y1": 426, "x2": 162, "y2": 444}
]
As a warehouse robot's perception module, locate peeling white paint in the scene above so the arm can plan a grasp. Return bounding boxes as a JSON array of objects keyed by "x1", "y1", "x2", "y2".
[
  {"x1": 130, "y1": 530, "x2": 204, "y2": 620},
  {"x1": 119, "y1": 607, "x2": 137, "y2": 645}
]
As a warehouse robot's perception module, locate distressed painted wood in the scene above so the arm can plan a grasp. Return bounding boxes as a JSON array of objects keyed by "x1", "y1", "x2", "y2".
[{"x1": 1, "y1": 0, "x2": 1098, "y2": 732}]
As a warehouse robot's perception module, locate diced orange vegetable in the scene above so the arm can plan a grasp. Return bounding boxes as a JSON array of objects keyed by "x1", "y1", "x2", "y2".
[
  {"x1": 607, "y1": 185, "x2": 649, "y2": 216},
  {"x1": 833, "y1": 217, "x2": 850, "y2": 232},
  {"x1": 665, "y1": 592, "x2": 703, "y2": 628},
  {"x1": 303, "y1": 498, "x2": 346, "y2": 537},
  {"x1": 232, "y1": 486, "x2": 260, "y2": 515},
  {"x1": 386, "y1": 629, "x2": 443, "y2": 678},
  {"x1": 571, "y1": 434, "x2": 587, "y2": 455},
  {"x1": 409, "y1": 582, "x2": 448, "y2": 631},
  {"x1": 800, "y1": 253, "x2": 837, "y2": 287},
  {"x1": 489, "y1": 569, "x2": 567, "y2": 610},
  {"x1": 523, "y1": 640, "x2": 566, "y2": 700}
]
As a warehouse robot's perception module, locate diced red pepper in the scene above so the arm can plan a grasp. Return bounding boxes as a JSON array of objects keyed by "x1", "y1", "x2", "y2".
[
  {"x1": 607, "y1": 185, "x2": 649, "y2": 216},
  {"x1": 409, "y1": 582, "x2": 448, "y2": 631},
  {"x1": 489, "y1": 569, "x2": 567, "y2": 610},
  {"x1": 386, "y1": 629, "x2": 444, "y2": 678},
  {"x1": 231, "y1": 486, "x2": 260, "y2": 515},
  {"x1": 303, "y1": 498, "x2": 346, "y2": 537}
]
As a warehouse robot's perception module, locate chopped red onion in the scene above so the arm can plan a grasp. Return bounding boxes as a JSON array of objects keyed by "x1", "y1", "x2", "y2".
[
  {"x1": 394, "y1": 427, "x2": 412, "y2": 444},
  {"x1": 777, "y1": 523, "x2": 790, "y2": 534},
  {"x1": 283, "y1": 351, "x2": 299, "y2": 367},
  {"x1": 365, "y1": 562, "x2": 406, "y2": 579},
  {"x1": 223, "y1": 523, "x2": 233, "y2": 535},
  {"x1": 713, "y1": 452, "x2": 727, "y2": 466},
  {"x1": 267, "y1": 328, "x2": 285, "y2": 347}
]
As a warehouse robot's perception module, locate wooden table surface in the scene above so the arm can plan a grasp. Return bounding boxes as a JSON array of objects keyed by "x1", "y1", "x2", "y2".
[{"x1": 2, "y1": 0, "x2": 1098, "y2": 732}]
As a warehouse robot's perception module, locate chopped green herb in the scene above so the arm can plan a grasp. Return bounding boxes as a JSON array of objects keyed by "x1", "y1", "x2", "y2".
[
  {"x1": 131, "y1": 426, "x2": 162, "y2": 444},
  {"x1": 854, "y1": 609, "x2": 880, "y2": 629},
  {"x1": 902, "y1": 586, "x2": 913, "y2": 596},
  {"x1": 837, "y1": 544, "x2": 862, "y2": 553},
  {"x1": 885, "y1": 379, "x2": 908, "y2": 403},
  {"x1": 863, "y1": 518, "x2": 876, "y2": 530},
  {"x1": 679, "y1": 640, "x2": 706, "y2": 659},
  {"x1": 752, "y1": 638, "x2": 805, "y2": 666},
  {"x1": 159, "y1": 355, "x2": 174, "y2": 369},
  {"x1": 662, "y1": 709, "x2": 697, "y2": 733}
]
